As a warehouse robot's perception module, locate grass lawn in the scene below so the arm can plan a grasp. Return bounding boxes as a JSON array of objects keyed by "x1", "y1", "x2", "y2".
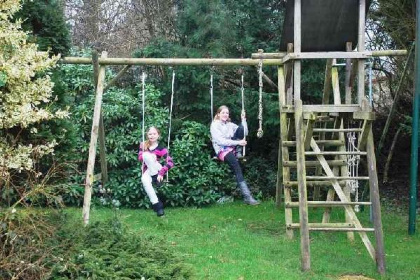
[{"x1": 67, "y1": 201, "x2": 419, "y2": 280}]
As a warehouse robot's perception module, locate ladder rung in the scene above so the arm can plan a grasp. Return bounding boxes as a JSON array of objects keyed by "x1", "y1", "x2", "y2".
[
  {"x1": 305, "y1": 151, "x2": 367, "y2": 156},
  {"x1": 315, "y1": 140, "x2": 345, "y2": 146},
  {"x1": 309, "y1": 228, "x2": 375, "y2": 232},
  {"x1": 283, "y1": 140, "x2": 345, "y2": 147},
  {"x1": 285, "y1": 201, "x2": 372, "y2": 208},
  {"x1": 282, "y1": 141, "x2": 296, "y2": 147},
  {"x1": 288, "y1": 223, "x2": 353, "y2": 229},
  {"x1": 283, "y1": 160, "x2": 347, "y2": 167},
  {"x1": 288, "y1": 223, "x2": 375, "y2": 232},
  {"x1": 306, "y1": 176, "x2": 370, "y2": 180},
  {"x1": 313, "y1": 128, "x2": 362, "y2": 132},
  {"x1": 285, "y1": 181, "x2": 346, "y2": 187},
  {"x1": 315, "y1": 117, "x2": 335, "y2": 122}
]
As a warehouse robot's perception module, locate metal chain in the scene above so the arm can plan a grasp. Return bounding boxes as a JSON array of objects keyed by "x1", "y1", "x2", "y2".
[
  {"x1": 210, "y1": 73, "x2": 214, "y2": 121},
  {"x1": 257, "y1": 59, "x2": 264, "y2": 138}
]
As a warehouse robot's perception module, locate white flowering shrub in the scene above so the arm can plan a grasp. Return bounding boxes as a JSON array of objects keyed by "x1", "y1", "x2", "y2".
[{"x1": 0, "y1": 0, "x2": 68, "y2": 191}]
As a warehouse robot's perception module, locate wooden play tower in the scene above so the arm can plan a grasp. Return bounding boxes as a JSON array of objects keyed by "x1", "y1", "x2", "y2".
[{"x1": 269, "y1": 0, "x2": 386, "y2": 274}]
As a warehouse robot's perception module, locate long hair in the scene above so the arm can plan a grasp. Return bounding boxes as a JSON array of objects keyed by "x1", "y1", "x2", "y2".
[
  {"x1": 213, "y1": 105, "x2": 231, "y2": 122},
  {"x1": 143, "y1": 126, "x2": 161, "y2": 151}
]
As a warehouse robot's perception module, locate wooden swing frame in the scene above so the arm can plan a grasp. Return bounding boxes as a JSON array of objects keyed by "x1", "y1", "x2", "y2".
[{"x1": 60, "y1": 1, "x2": 407, "y2": 274}]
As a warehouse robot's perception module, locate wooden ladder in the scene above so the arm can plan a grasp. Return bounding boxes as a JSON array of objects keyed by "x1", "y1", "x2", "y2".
[{"x1": 280, "y1": 101, "x2": 385, "y2": 272}]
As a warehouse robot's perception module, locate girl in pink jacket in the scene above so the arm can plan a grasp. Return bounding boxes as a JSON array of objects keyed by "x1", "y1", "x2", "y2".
[{"x1": 138, "y1": 126, "x2": 174, "y2": 216}]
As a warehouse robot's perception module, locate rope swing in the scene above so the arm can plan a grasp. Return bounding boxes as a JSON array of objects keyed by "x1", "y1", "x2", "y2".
[
  {"x1": 240, "y1": 73, "x2": 246, "y2": 158},
  {"x1": 166, "y1": 69, "x2": 175, "y2": 181},
  {"x1": 141, "y1": 72, "x2": 146, "y2": 172},
  {"x1": 210, "y1": 71, "x2": 214, "y2": 121},
  {"x1": 257, "y1": 58, "x2": 264, "y2": 138},
  {"x1": 139, "y1": 70, "x2": 175, "y2": 182}
]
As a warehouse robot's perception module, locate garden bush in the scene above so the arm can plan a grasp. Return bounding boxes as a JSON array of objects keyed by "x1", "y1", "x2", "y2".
[{"x1": 0, "y1": 209, "x2": 192, "y2": 279}]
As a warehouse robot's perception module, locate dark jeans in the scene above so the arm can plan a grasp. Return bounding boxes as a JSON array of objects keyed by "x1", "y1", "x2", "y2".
[{"x1": 224, "y1": 152, "x2": 244, "y2": 183}]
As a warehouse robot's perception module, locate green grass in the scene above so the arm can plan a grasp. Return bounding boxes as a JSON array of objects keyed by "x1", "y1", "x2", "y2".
[{"x1": 66, "y1": 201, "x2": 419, "y2": 280}]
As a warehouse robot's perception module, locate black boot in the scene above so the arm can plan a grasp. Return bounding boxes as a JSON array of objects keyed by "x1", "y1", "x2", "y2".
[
  {"x1": 238, "y1": 181, "x2": 259, "y2": 205},
  {"x1": 152, "y1": 201, "x2": 165, "y2": 217}
]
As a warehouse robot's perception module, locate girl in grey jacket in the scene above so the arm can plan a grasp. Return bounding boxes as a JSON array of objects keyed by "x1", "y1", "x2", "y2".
[{"x1": 210, "y1": 105, "x2": 259, "y2": 205}]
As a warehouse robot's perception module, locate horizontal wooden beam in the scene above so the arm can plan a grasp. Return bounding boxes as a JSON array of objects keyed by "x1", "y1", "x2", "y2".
[
  {"x1": 305, "y1": 151, "x2": 367, "y2": 156},
  {"x1": 283, "y1": 159, "x2": 347, "y2": 167},
  {"x1": 286, "y1": 201, "x2": 372, "y2": 208},
  {"x1": 284, "y1": 180, "x2": 346, "y2": 187},
  {"x1": 306, "y1": 176, "x2": 370, "y2": 180},
  {"x1": 288, "y1": 223, "x2": 353, "y2": 228},
  {"x1": 287, "y1": 223, "x2": 375, "y2": 232},
  {"x1": 313, "y1": 128, "x2": 362, "y2": 133},
  {"x1": 282, "y1": 52, "x2": 372, "y2": 63},
  {"x1": 353, "y1": 111, "x2": 376, "y2": 120},
  {"x1": 61, "y1": 57, "x2": 284, "y2": 66},
  {"x1": 251, "y1": 49, "x2": 407, "y2": 59},
  {"x1": 282, "y1": 140, "x2": 344, "y2": 147},
  {"x1": 282, "y1": 104, "x2": 362, "y2": 113},
  {"x1": 371, "y1": 50, "x2": 408, "y2": 56}
]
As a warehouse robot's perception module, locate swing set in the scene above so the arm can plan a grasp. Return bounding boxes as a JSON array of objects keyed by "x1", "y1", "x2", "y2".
[{"x1": 61, "y1": 0, "x2": 409, "y2": 274}]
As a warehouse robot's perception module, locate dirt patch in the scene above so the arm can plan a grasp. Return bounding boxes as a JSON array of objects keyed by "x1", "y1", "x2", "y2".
[{"x1": 338, "y1": 275, "x2": 376, "y2": 280}]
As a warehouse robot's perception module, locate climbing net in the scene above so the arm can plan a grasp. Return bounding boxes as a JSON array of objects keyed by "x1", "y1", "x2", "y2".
[{"x1": 346, "y1": 130, "x2": 360, "y2": 212}]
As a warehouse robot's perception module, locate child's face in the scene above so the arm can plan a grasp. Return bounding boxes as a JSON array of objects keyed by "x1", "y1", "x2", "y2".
[
  {"x1": 219, "y1": 108, "x2": 229, "y2": 122},
  {"x1": 147, "y1": 128, "x2": 159, "y2": 143}
]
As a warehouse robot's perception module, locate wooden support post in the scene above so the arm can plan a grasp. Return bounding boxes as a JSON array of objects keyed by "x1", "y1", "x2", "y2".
[
  {"x1": 357, "y1": 0, "x2": 366, "y2": 104},
  {"x1": 316, "y1": 59, "x2": 334, "y2": 200},
  {"x1": 286, "y1": 43, "x2": 294, "y2": 105},
  {"x1": 358, "y1": 99, "x2": 373, "y2": 150},
  {"x1": 339, "y1": 118, "x2": 355, "y2": 242},
  {"x1": 295, "y1": 99, "x2": 311, "y2": 271},
  {"x1": 323, "y1": 59, "x2": 333, "y2": 104},
  {"x1": 358, "y1": 120, "x2": 372, "y2": 150},
  {"x1": 322, "y1": 189, "x2": 335, "y2": 223},
  {"x1": 293, "y1": 0, "x2": 301, "y2": 102},
  {"x1": 99, "y1": 114, "x2": 108, "y2": 184},
  {"x1": 304, "y1": 114, "x2": 316, "y2": 150},
  {"x1": 83, "y1": 51, "x2": 107, "y2": 225},
  {"x1": 332, "y1": 61, "x2": 341, "y2": 105},
  {"x1": 345, "y1": 42, "x2": 354, "y2": 104},
  {"x1": 366, "y1": 130, "x2": 386, "y2": 274},
  {"x1": 276, "y1": 66, "x2": 286, "y2": 208},
  {"x1": 91, "y1": 52, "x2": 109, "y2": 186}
]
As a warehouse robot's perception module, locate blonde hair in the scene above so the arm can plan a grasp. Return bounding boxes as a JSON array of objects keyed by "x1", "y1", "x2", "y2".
[
  {"x1": 213, "y1": 105, "x2": 231, "y2": 122},
  {"x1": 143, "y1": 126, "x2": 160, "y2": 151}
]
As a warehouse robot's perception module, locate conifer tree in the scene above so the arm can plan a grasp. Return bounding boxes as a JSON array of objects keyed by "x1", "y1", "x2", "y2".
[{"x1": 16, "y1": 0, "x2": 71, "y2": 55}]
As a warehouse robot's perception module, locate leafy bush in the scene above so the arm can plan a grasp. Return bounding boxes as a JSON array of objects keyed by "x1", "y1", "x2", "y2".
[
  {"x1": 242, "y1": 156, "x2": 278, "y2": 199},
  {"x1": 0, "y1": 209, "x2": 193, "y2": 279},
  {"x1": 48, "y1": 218, "x2": 193, "y2": 280},
  {"x1": 162, "y1": 121, "x2": 235, "y2": 207}
]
